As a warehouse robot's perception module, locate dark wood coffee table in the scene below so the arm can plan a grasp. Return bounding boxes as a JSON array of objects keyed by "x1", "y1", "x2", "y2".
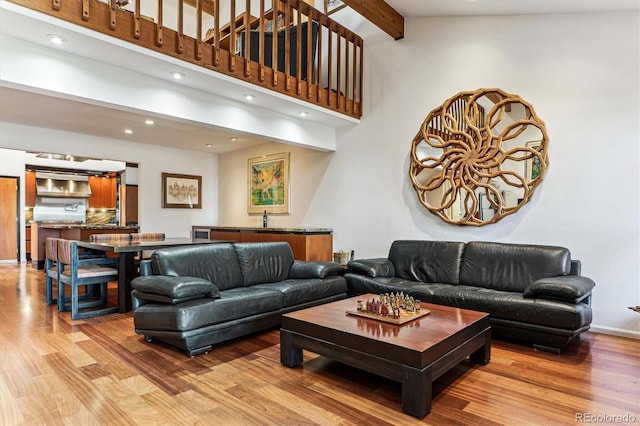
[{"x1": 280, "y1": 294, "x2": 491, "y2": 418}]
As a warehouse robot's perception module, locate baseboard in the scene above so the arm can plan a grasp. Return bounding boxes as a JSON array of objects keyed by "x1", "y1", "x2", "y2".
[{"x1": 590, "y1": 325, "x2": 640, "y2": 340}]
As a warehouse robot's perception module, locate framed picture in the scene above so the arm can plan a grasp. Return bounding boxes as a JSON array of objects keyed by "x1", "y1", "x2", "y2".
[
  {"x1": 247, "y1": 152, "x2": 290, "y2": 214},
  {"x1": 162, "y1": 173, "x2": 202, "y2": 209},
  {"x1": 525, "y1": 140, "x2": 542, "y2": 180},
  {"x1": 325, "y1": 0, "x2": 346, "y2": 15}
]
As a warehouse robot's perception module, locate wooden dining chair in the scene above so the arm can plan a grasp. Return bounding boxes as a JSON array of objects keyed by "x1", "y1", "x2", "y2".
[
  {"x1": 57, "y1": 239, "x2": 119, "y2": 320},
  {"x1": 45, "y1": 237, "x2": 61, "y2": 305},
  {"x1": 130, "y1": 233, "x2": 165, "y2": 263}
]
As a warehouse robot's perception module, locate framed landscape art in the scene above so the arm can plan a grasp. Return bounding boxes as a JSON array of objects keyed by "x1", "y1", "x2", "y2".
[
  {"x1": 247, "y1": 152, "x2": 290, "y2": 214},
  {"x1": 162, "y1": 173, "x2": 202, "y2": 209}
]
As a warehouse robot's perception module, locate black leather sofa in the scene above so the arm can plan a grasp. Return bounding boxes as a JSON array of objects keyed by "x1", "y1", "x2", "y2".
[
  {"x1": 131, "y1": 241, "x2": 347, "y2": 356},
  {"x1": 345, "y1": 240, "x2": 595, "y2": 353}
]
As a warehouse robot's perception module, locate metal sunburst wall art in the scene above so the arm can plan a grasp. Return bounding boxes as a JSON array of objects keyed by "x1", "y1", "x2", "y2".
[{"x1": 409, "y1": 88, "x2": 549, "y2": 226}]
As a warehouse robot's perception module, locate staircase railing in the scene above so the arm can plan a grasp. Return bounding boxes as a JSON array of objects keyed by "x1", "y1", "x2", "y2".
[{"x1": 8, "y1": 0, "x2": 364, "y2": 119}]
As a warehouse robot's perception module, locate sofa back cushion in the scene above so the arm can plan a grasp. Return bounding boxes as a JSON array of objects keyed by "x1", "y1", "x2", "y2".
[
  {"x1": 388, "y1": 240, "x2": 466, "y2": 284},
  {"x1": 234, "y1": 242, "x2": 294, "y2": 286},
  {"x1": 151, "y1": 243, "x2": 244, "y2": 291},
  {"x1": 459, "y1": 241, "x2": 572, "y2": 292}
]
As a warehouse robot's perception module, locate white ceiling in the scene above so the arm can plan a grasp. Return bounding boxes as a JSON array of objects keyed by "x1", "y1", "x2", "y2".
[{"x1": 1, "y1": 0, "x2": 638, "y2": 157}]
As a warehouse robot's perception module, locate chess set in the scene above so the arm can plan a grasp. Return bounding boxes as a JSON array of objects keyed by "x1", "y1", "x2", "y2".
[{"x1": 346, "y1": 292, "x2": 431, "y2": 325}]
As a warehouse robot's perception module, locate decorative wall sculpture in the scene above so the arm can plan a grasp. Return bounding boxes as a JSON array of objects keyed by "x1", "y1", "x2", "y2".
[{"x1": 409, "y1": 88, "x2": 548, "y2": 226}]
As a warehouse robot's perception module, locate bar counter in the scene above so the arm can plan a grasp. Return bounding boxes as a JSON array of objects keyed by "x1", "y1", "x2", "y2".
[
  {"x1": 30, "y1": 222, "x2": 138, "y2": 269},
  {"x1": 192, "y1": 226, "x2": 333, "y2": 261}
]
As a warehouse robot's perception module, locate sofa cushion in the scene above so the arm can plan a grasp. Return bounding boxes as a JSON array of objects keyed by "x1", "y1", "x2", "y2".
[
  {"x1": 429, "y1": 285, "x2": 592, "y2": 330},
  {"x1": 234, "y1": 242, "x2": 294, "y2": 286},
  {"x1": 133, "y1": 286, "x2": 284, "y2": 332},
  {"x1": 253, "y1": 276, "x2": 347, "y2": 306},
  {"x1": 388, "y1": 240, "x2": 465, "y2": 285},
  {"x1": 151, "y1": 243, "x2": 244, "y2": 291},
  {"x1": 344, "y1": 273, "x2": 442, "y2": 296},
  {"x1": 459, "y1": 241, "x2": 572, "y2": 292}
]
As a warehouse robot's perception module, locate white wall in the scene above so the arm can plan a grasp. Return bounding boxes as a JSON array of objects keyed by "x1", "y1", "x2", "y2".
[
  {"x1": 218, "y1": 12, "x2": 640, "y2": 338},
  {"x1": 0, "y1": 123, "x2": 219, "y2": 260}
]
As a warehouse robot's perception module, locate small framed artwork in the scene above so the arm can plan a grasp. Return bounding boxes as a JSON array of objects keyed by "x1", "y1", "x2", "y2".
[
  {"x1": 525, "y1": 140, "x2": 542, "y2": 180},
  {"x1": 325, "y1": 0, "x2": 346, "y2": 15},
  {"x1": 247, "y1": 152, "x2": 290, "y2": 214},
  {"x1": 162, "y1": 173, "x2": 202, "y2": 209}
]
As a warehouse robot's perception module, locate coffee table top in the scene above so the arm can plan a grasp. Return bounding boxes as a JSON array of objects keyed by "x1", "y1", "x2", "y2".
[{"x1": 282, "y1": 294, "x2": 490, "y2": 368}]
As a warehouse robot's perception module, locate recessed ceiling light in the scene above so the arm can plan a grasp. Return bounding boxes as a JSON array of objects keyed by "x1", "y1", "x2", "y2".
[
  {"x1": 170, "y1": 71, "x2": 185, "y2": 80},
  {"x1": 244, "y1": 94, "x2": 255, "y2": 101},
  {"x1": 299, "y1": 111, "x2": 309, "y2": 117},
  {"x1": 47, "y1": 34, "x2": 67, "y2": 45},
  {"x1": 230, "y1": 137, "x2": 238, "y2": 142},
  {"x1": 124, "y1": 129, "x2": 133, "y2": 134},
  {"x1": 145, "y1": 119, "x2": 154, "y2": 125},
  {"x1": 206, "y1": 144, "x2": 213, "y2": 148}
]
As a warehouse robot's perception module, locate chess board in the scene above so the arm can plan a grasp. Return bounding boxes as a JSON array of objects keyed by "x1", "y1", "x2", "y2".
[{"x1": 346, "y1": 308, "x2": 431, "y2": 325}]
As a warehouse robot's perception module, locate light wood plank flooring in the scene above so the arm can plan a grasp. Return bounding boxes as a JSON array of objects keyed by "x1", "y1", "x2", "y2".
[{"x1": 1, "y1": 263, "x2": 638, "y2": 425}]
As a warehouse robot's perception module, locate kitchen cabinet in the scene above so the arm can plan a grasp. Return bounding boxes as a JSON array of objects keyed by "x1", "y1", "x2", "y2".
[
  {"x1": 89, "y1": 176, "x2": 117, "y2": 209},
  {"x1": 198, "y1": 226, "x2": 333, "y2": 261},
  {"x1": 25, "y1": 170, "x2": 36, "y2": 207}
]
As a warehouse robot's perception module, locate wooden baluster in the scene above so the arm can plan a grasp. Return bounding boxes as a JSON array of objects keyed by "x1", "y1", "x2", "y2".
[
  {"x1": 296, "y1": 5, "x2": 302, "y2": 94},
  {"x1": 316, "y1": 15, "x2": 323, "y2": 102},
  {"x1": 327, "y1": 23, "x2": 333, "y2": 106},
  {"x1": 284, "y1": 0, "x2": 291, "y2": 90},
  {"x1": 213, "y1": 0, "x2": 220, "y2": 66},
  {"x1": 52, "y1": 0, "x2": 60, "y2": 11},
  {"x1": 336, "y1": 28, "x2": 342, "y2": 110},
  {"x1": 134, "y1": 0, "x2": 141, "y2": 38},
  {"x1": 229, "y1": 0, "x2": 236, "y2": 72},
  {"x1": 156, "y1": 0, "x2": 164, "y2": 46},
  {"x1": 109, "y1": 0, "x2": 116, "y2": 30},
  {"x1": 176, "y1": 0, "x2": 184, "y2": 53},
  {"x1": 306, "y1": 8, "x2": 313, "y2": 99},
  {"x1": 357, "y1": 38, "x2": 363, "y2": 115},
  {"x1": 82, "y1": 0, "x2": 89, "y2": 21},
  {"x1": 344, "y1": 36, "x2": 349, "y2": 112},
  {"x1": 195, "y1": 0, "x2": 202, "y2": 60},
  {"x1": 244, "y1": 0, "x2": 250, "y2": 77},
  {"x1": 271, "y1": 0, "x2": 278, "y2": 87},
  {"x1": 259, "y1": 0, "x2": 265, "y2": 81}
]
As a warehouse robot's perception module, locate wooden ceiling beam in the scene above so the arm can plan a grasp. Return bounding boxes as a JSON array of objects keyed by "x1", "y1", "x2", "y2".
[{"x1": 340, "y1": 0, "x2": 404, "y2": 40}]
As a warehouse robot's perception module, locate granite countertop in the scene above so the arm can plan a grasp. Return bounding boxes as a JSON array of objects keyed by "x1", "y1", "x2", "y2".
[
  {"x1": 200, "y1": 226, "x2": 332, "y2": 234},
  {"x1": 33, "y1": 222, "x2": 138, "y2": 230}
]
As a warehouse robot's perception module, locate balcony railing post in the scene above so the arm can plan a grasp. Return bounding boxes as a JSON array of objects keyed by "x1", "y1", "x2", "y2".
[
  {"x1": 156, "y1": 0, "x2": 164, "y2": 46},
  {"x1": 177, "y1": 0, "x2": 184, "y2": 53}
]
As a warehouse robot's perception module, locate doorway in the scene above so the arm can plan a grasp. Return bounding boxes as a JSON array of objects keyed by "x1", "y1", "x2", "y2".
[{"x1": 0, "y1": 176, "x2": 19, "y2": 262}]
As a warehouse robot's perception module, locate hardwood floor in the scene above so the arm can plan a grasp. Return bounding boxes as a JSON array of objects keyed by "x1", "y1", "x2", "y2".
[{"x1": 1, "y1": 263, "x2": 638, "y2": 425}]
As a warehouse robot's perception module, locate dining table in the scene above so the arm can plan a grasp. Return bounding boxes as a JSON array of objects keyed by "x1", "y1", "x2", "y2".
[{"x1": 75, "y1": 238, "x2": 227, "y2": 313}]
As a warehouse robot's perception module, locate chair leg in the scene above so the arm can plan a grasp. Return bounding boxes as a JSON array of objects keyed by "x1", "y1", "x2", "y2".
[
  {"x1": 71, "y1": 281, "x2": 80, "y2": 320},
  {"x1": 46, "y1": 275, "x2": 56, "y2": 305}
]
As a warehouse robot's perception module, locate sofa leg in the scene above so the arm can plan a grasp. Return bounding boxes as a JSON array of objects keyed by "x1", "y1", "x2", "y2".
[
  {"x1": 145, "y1": 336, "x2": 153, "y2": 343},
  {"x1": 188, "y1": 345, "x2": 213, "y2": 358},
  {"x1": 533, "y1": 343, "x2": 561, "y2": 354}
]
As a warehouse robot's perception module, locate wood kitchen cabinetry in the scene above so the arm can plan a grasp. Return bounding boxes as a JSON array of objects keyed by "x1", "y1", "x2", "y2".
[
  {"x1": 196, "y1": 226, "x2": 333, "y2": 262},
  {"x1": 25, "y1": 170, "x2": 36, "y2": 207},
  {"x1": 89, "y1": 176, "x2": 117, "y2": 209}
]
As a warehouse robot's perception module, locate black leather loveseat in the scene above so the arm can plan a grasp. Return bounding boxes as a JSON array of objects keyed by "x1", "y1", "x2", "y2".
[
  {"x1": 345, "y1": 240, "x2": 595, "y2": 353},
  {"x1": 131, "y1": 241, "x2": 347, "y2": 356}
]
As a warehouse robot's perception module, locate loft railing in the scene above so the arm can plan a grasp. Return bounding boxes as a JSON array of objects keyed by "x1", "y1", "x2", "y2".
[{"x1": 8, "y1": 0, "x2": 363, "y2": 118}]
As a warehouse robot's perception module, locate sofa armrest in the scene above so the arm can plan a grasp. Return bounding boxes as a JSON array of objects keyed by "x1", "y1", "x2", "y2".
[
  {"x1": 346, "y1": 258, "x2": 395, "y2": 278},
  {"x1": 288, "y1": 261, "x2": 346, "y2": 279},
  {"x1": 523, "y1": 275, "x2": 595, "y2": 303},
  {"x1": 131, "y1": 275, "x2": 220, "y2": 305}
]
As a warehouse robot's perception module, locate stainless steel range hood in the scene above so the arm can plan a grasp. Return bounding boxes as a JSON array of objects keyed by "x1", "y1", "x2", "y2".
[{"x1": 35, "y1": 172, "x2": 92, "y2": 198}]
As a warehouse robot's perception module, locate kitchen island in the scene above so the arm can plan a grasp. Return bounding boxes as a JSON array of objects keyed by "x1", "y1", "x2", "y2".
[
  {"x1": 192, "y1": 226, "x2": 333, "y2": 262},
  {"x1": 31, "y1": 222, "x2": 138, "y2": 269}
]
